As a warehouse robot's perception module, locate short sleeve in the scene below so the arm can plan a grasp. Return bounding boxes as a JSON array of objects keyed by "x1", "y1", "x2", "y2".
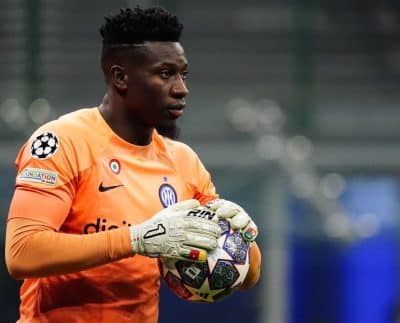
[
  {"x1": 191, "y1": 153, "x2": 219, "y2": 205},
  {"x1": 8, "y1": 126, "x2": 78, "y2": 229}
]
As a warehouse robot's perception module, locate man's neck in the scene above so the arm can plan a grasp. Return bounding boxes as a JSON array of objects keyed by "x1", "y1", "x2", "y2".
[{"x1": 98, "y1": 94, "x2": 153, "y2": 146}]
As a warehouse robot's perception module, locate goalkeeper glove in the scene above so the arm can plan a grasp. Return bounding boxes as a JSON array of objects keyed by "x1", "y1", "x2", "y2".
[
  {"x1": 130, "y1": 199, "x2": 221, "y2": 261},
  {"x1": 206, "y1": 199, "x2": 258, "y2": 242}
]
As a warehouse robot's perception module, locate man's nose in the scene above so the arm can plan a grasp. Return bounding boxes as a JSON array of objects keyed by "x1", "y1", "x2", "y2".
[{"x1": 171, "y1": 75, "x2": 189, "y2": 97}]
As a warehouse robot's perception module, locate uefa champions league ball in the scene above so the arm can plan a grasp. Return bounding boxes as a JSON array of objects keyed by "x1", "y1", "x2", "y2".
[{"x1": 159, "y1": 219, "x2": 250, "y2": 303}]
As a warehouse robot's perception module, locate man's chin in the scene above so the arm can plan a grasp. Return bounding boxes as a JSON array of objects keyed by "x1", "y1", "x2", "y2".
[{"x1": 155, "y1": 120, "x2": 180, "y2": 140}]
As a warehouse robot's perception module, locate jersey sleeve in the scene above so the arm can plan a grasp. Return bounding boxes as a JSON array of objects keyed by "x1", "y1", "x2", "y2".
[
  {"x1": 191, "y1": 154, "x2": 219, "y2": 205},
  {"x1": 5, "y1": 218, "x2": 132, "y2": 278},
  {"x1": 8, "y1": 125, "x2": 79, "y2": 230},
  {"x1": 171, "y1": 140, "x2": 219, "y2": 205}
]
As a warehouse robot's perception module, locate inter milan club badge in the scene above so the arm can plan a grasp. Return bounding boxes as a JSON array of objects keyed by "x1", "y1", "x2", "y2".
[
  {"x1": 30, "y1": 132, "x2": 59, "y2": 160},
  {"x1": 159, "y1": 182, "x2": 177, "y2": 207}
]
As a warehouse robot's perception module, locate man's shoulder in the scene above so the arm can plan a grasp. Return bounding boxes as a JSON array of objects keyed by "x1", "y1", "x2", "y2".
[
  {"x1": 56, "y1": 107, "x2": 98, "y2": 131},
  {"x1": 31, "y1": 107, "x2": 99, "y2": 140},
  {"x1": 17, "y1": 107, "x2": 104, "y2": 170},
  {"x1": 23, "y1": 107, "x2": 105, "y2": 160}
]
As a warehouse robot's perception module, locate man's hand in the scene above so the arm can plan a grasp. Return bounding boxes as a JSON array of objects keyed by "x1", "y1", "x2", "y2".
[
  {"x1": 130, "y1": 199, "x2": 221, "y2": 261},
  {"x1": 206, "y1": 199, "x2": 258, "y2": 242}
]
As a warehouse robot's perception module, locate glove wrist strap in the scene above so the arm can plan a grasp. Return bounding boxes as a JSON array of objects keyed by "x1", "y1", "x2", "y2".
[{"x1": 129, "y1": 226, "x2": 142, "y2": 255}]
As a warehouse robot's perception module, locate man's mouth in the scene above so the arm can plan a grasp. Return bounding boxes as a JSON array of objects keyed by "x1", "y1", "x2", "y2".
[{"x1": 167, "y1": 105, "x2": 185, "y2": 118}]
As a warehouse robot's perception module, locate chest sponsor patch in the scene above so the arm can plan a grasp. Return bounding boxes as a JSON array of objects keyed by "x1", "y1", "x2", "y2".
[
  {"x1": 18, "y1": 168, "x2": 58, "y2": 185},
  {"x1": 30, "y1": 131, "x2": 59, "y2": 160},
  {"x1": 159, "y1": 183, "x2": 177, "y2": 207}
]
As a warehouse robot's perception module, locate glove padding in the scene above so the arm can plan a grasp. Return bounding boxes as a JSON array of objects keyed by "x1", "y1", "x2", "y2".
[
  {"x1": 130, "y1": 199, "x2": 221, "y2": 261},
  {"x1": 206, "y1": 199, "x2": 258, "y2": 242}
]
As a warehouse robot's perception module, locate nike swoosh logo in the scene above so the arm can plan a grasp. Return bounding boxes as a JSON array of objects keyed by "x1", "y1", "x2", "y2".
[{"x1": 98, "y1": 182, "x2": 124, "y2": 192}]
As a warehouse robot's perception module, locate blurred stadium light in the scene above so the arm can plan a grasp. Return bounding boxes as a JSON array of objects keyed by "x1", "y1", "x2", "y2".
[{"x1": 228, "y1": 98, "x2": 352, "y2": 237}]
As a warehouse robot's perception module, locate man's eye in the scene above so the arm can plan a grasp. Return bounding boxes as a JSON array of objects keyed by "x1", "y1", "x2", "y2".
[
  {"x1": 160, "y1": 70, "x2": 172, "y2": 79},
  {"x1": 181, "y1": 71, "x2": 188, "y2": 80}
]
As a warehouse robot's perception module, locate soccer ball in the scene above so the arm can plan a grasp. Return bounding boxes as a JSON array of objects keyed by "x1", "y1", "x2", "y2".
[{"x1": 159, "y1": 220, "x2": 250, "y2": 303}]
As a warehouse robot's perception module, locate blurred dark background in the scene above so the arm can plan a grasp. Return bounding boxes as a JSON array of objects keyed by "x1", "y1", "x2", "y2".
[{"x1": 1, "y1": 1, "x2": 400, "y2": 322}]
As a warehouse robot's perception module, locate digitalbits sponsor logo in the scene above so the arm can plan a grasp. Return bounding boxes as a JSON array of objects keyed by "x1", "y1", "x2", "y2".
[
  {"x1": 83, "y1": 218, "x2": 131, "y2": 234},
  {"x1": 159, "y1": 183, "x2": 177, "y2": 207}
]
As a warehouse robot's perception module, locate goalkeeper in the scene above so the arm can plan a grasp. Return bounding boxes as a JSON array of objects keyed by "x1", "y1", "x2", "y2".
[{"x1": 5, "y1": 6, "x2": 261, "y2": 323}]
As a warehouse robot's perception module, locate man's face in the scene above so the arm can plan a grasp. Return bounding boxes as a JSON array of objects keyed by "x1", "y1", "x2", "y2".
[{"x1": 123, "y1": 42, "x2": 189, "y2": 135}]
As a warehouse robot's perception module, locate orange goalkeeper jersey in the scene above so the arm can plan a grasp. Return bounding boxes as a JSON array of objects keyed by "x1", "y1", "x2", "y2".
[{"x1": 8, "y1": 107, "x2": 218, "y2": 322}]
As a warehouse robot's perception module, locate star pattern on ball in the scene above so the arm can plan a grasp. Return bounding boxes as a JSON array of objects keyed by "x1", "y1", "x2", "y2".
[
  {"x1": 185, "y1": 280, "x2": 225, "y2": 303},
  {"x1": 207, "y1": 234, "x2": 234, "y2": 270},
  {"x1": 30, "y1": 132, "x2": 59, "y2": 160},
  {"x1": 224, "y1": 231, "x2": 249, "y2": 264},
  {"x1": 160, "y1": 220, "x2": 251, "y2": 303}
]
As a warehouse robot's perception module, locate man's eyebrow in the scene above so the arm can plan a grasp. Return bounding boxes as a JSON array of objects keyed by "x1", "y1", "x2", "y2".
[{"x1": 155, "y1": 61, "x2": 188, "y2": 69}]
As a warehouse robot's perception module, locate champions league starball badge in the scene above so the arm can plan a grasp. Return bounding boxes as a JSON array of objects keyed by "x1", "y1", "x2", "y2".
[{"x1": 30, "y1": 132, "x2": 59, "y2": 160}]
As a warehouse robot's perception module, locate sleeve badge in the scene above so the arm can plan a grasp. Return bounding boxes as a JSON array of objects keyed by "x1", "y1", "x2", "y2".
[{"x1": 30, "y1": 131, "x2": 59, "y2": 160}]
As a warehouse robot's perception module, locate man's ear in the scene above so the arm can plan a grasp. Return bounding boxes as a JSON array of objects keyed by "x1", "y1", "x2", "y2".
[{"x1": 110, "y1": 65, "x2": 128, "y2": 91}]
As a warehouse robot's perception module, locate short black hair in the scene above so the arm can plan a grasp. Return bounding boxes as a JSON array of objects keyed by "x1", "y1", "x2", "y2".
[
  {"x1": 99, "y1": 6, "x2": 183, "y2": 45},
  {"x1": 100, "y1": 6, "x2": 183, "y2": 76}
]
